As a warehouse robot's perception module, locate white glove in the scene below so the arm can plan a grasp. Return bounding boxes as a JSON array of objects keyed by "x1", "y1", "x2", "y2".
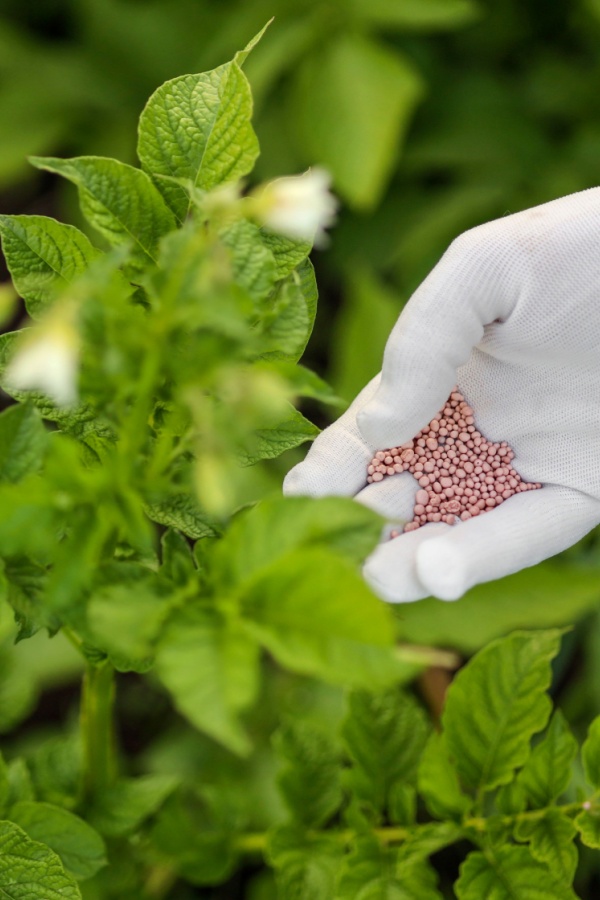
[{"x1": 284, "y1": 188, "x2": 600, "y2": 602}]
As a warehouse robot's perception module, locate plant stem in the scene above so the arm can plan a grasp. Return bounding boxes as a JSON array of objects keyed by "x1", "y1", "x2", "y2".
[
  {"x1": 80, "y1": 659, "x2": 117, "y2": 803},
  {"x1": 232, "y1": 800, "x2": 591, "y2": 858}
]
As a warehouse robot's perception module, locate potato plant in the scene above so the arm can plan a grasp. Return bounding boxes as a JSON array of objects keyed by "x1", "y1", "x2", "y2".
[{"x1": 0, "y1": 28, "x2": 597, "y2": 899}]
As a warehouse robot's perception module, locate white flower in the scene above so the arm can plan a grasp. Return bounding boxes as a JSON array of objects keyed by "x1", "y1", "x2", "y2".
[
  {"x1": 5, "y1": 321, "x2": 79, "y2": 407},
  {"x1": 254, "y1": 168, "x2": 337, "y2": 245}
]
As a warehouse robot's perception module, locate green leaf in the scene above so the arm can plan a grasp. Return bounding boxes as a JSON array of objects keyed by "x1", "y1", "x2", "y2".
[
  {"x1": 337, "y1": 835, "x2": 442, "y2": 900},
  {"x1": 517, "y1": 711, "x2": 577, "y2": 807},
  {"x1": 220, "y1": 219, "x2": 277, "y2": 304},
  {"x1": 348, "y1": 0, "x2": 480, "y2": 30},
  {"x1": 267, "y1": 826, "x2": 341, "y2": 900},
  {"x1": 160, "y1": 528, "x2": 196, "y2": 586},
  {"x1": 145, "y1": 492, "x2": 219, "y2": 540},
  {"x1": 455, "y1": 845, "x2": 577, "y2": 899},
  {"x1": 0, "y1": 215, "x2": 101, "y2": 318},
  {"x1": 259, "y1": 230, "x2": 311, "y2": 279},
  {"x1": 238, "y1": 406, "x2": 319, "y2": 466},
  {"x1": 29, "y1": 156, "x2": 176, "y2": 277},
  {"x1": 9, "y1": 801, "x2": 106, "y2": 881},
  {"x1": 0, "y1": 406, "x2": 46, "y2": 484},
  {"x1": 581, "y1": 714, "x2": 600, "y2": 789},
  {"x1": 342, "y1": 688, "x2": 429, "y2": 817},
  {"x1": 5, "y1": 760, "x2": 34, "y2": 808},
  {"x1": 240, "y1": 547, "x2": 401, "y2": 689},
  {"x1": 442, "y1": 630, "x2": 562, "y2": 793},
  {"x1": 274, "y1": 722, "x2": 342, "y2": 828},
  {"x1": 210, "y1": 501, "x2": 417, "y2": 683},
  {"x1": 575, "y1": 808, "x2": 600, "y2": 849},
  {"x1": 417, "y1": 731, "x2": 471, "y2": 820},
  {"x1": 137, "y1": 60, "x2": 258, "y2": 221},
  {"x1": 86, "y1": 581, "x2": 170, "y2": 669},
  {"x1": 88, "y1": 775, "x2": 177, "y2": 838},
  {"x1": 514, "y1": 809, "x2": 577, "y2": 886},
  {"x1": 395, "y1": 562, "x2": 600, "y2": 653},
  {"x1": 0, "y1": 820, "x2": 81, "y2": 898},
  {"x1": 260, "y1": 259, "x2": 318, "y2": 362},
  {"x1": 155, "y1": 608, "x2": 259, "y2": 755},
  {"x1": 3, "y1": 556, "x2": 56, "y2": 641},
  {"x1": 388, "y1": 783, "x2": 416, "y2": 826},
  {"x1": 234, "y1": 19, "x2": 274, "y2": 68},
  {"x1": 496, "y1": 781, "x2": 527, "y2": 816},
  {"x1": 259, "y1": 362, "x2": 344, "y2": 408},
  {"x1": 295, "y1": 35, "x2": 423, "y2": 209},
  {"x1": 211, "y1": 495, "x2": 384, "y2": 589},
  {"x1": 27, "y1": 734, "x2": 80, "y2": 809},
  {"x1": 150, "y1": 792, "x2": 236, "y2": 886}
]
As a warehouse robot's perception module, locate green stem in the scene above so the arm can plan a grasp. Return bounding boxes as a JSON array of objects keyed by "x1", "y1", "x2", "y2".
[
  {"x1": 465, "y1": 800, "x2": 585, "y2": 832},
  {"x1": 80, "y1": 659, "x2": 117, "y2": 803},
  {"x1": 232, "y1": 800, "x2": 591, "y2": 857}
]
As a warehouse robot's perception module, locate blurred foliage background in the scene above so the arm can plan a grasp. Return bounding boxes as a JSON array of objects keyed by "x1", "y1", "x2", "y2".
[{"x1": 3, "y1": 0, "x2": 600, "y2": 895}]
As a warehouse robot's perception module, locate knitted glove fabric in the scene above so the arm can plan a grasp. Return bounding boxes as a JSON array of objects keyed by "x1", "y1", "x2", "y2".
[{"x1": 284, "y1": 188, "x2": 600, "y2": 602}]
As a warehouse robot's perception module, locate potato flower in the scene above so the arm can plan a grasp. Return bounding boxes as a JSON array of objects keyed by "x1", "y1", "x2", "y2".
[
  {"x1": 252, "y1": 168, "x2": 337, "y2": 245},
  {"x1": 5, "y1": 315, "x2": 79, "y2": 407}
]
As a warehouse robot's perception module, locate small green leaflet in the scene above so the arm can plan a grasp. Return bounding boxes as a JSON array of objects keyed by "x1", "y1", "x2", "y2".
[
  {"x1": 3, "y1": 556, "x2": 55, "y2": 641},
  {"x1": 149, "y1": 793, "x2": 236, "y2": 886},
  {"x1": 220, "y1": 219, "x2": 277, "y2": 305},
  {"x1": 9, "y1": 801, "x2": 106, "y2": 881},
  {"x1": 517, "y1": 711, "x2": 578, "y2": 808},
  {"x1": 29, "y1": 156, "x2": 176, "y2": 278},
  {"x1": 417, "y1": 731, "x2": 471, "y2": 820},
  {"x1": 260, "y1": 259, "x2": 318, "y2": 362},
  {"x1": 25, "y1": 734, "x2": 80, "y2": 810},
  {"x1": 0, "y1": 215, "x2": 101, "y2": 318},
  {"x1": 144, "y1": 493, "x2": 219, "y2": 539},
  {"x1": 442, "y1": 630, "x2": 561, "y2": 793},
  {"x1": 514, "y1": 809, "x2": 578, "y2": 886},
  {"x1": 575, "y1": 807, "x2": 600, "y2": 849},
  {"x1": 342, "y1": 688, "x2": 429, "y2": 816},
  {"x1": 267, "y1": 826, "x2": 341, "y2": 900},
  {"x1": 234, "y1": 19, "x2": 274, "y2": 67},
  {"x1": 86, "y1": 581, "x2": 170, "y2": 668},
  {"x1": 4, "y1": 760, "x2": 34, "y2": 809},
  {"x1": 455, "y1": 845, "x2": 578, "y2": 900},
  {"x1": 138, "y1": 60, "x2": 258, "y2": 221},
  {"x1": 274, "y1": 722, "x2": 342, "y2": 828},
  {"x1": 259, "y1": 230, "x2": 311, "y2": 280},
  {"x1": 238, "y1": 406, "x2": 319, "y2": 466},
  {"x1": 0, "y1": 820, "x2": 81, "y2": 899},
  {"x1": 88, "y1": 775, "x2": 177, "y2": 838},
  {"x1": 337, "y1": 835, "x2": 443, "y2": 900},
  {"x1": 0, "y1": 405, "x2": 46, "y2": 484}
]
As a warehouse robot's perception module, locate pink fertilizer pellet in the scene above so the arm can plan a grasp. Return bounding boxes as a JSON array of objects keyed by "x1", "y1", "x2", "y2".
[{"x1": 366, "y1": 388, "x2": 541, "y2": 536}]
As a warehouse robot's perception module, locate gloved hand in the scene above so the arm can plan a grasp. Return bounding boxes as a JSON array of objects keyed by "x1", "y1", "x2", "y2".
[{"x1": 284, "y1": 188, "x2": 600, "y2": 602}]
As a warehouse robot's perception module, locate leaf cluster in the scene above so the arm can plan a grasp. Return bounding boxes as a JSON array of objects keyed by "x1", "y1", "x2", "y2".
[{"x1": 261, "y1": 629, "x2": 600, "y2": 900}]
